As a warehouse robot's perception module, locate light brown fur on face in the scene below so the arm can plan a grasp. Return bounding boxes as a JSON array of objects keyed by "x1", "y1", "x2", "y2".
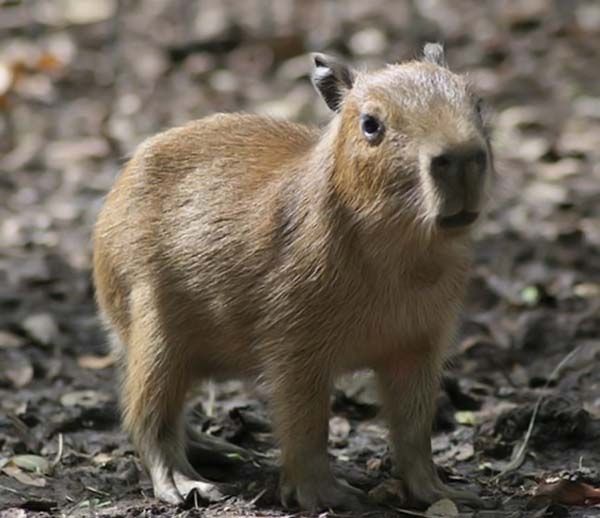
[{"x1": 93, "y1": 45, "x2": 492, "y2": 511}]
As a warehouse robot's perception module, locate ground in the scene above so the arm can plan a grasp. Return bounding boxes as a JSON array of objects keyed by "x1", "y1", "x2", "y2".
[{"x1": 1, "y1": 1, "x2": 600, "y2": 517}]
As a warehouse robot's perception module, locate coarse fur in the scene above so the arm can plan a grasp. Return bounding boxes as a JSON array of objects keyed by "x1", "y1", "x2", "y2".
[{"x1": 93, "y1": 46, "x2": 493, "y2": 511}]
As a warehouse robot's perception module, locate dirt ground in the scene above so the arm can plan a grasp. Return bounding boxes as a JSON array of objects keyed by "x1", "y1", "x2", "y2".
[{"x1": 1, "y1": 1, "x2": 600, "y2": 517}]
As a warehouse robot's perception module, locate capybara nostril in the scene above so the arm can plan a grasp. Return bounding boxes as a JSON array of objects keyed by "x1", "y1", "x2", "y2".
[{"x1": 429, "y1": 146, "x2": 488, "y2": 222}]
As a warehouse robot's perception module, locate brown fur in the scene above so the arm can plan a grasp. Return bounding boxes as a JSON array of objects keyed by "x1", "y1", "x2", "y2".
[{"x1": 93, "y1": 52, "x2": 492, "y2": 511}]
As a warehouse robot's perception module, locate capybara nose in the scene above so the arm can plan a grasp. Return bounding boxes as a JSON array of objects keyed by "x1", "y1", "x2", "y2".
[
  {"x1": 430, "y1": 147, "x2": 487, "y2": 226},
  {"x1": 430, "y1": 147, "x2": 487, "y2": 195}
]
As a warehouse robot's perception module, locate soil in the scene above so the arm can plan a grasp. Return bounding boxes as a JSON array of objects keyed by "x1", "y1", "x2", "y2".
[{"x1": 1, "y1": 1, "x2": 600, "y2": 517}]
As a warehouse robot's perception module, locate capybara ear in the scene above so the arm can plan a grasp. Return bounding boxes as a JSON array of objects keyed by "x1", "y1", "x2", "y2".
[
  {"x1": 423, "y1": 42, "x2": 448, "y2": 68},
  {"x1": 310, "y1": 53, "x2": 355, "y2": 112}
]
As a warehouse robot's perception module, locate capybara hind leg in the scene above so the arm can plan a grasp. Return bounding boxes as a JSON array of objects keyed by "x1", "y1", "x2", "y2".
[{"x1": 121, "y1": 291, "x2": 225, "y2": 504}]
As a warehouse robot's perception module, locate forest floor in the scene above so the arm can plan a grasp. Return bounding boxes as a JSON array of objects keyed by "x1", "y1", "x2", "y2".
[{"x1": 1, "y1": 1, "x2": 600, "y2": 517}]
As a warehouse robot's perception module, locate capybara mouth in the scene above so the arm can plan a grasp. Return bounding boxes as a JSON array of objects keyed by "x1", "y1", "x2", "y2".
[{"x1": 438, "y1": 210, "x2": 479, "y2": 228}]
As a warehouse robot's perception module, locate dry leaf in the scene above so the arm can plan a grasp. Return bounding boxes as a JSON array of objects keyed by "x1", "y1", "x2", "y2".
[
  {"x1": 36, "y1": 52, "x2": 63, "y2": 73},
  {"x1": 0, "y1": 508, "x2": 27, "y2": 518},
  {"x1": 368, "y1": 478, "x2": 407, "y2": 505},
  {"x1": 426, "y1": 498, "x2": 459, "y2": 517},
  {"x1": 534, "y1": 479, "x2": 600, "y2": 506},
  {"x1": 0, "y1": 330, "x2": 25, "y2": 348},
  {"x1": 77, "y1": 354, "x2": 115, "y2": 370},
  {"x1": 60, "y1": 0, "x2": 117, "y2": 24},
  {"x1": 11, "y1": 454, "x2": 51, "y2": 475},
  {"x1": 5, "y1": 353, "x2": 33, "y2": 388},
  {"x1": 92, "y1": 453, "x2": 113, "y2": 466},
  {"x1": 60, "y1": 390, "x2": 111, "y2": 408},
  {"x1": 455, "y1": 411, "x2": 477, "y2": 426},
  {"x1": 366, "y1": 457, "x2": 382, "y2": 472},
  {"x1": 2, "y1": 464, "x2": 46, "y2": 487},
  {"x1": 0, "y1": 62, "x2": 12, "y2": 96}
]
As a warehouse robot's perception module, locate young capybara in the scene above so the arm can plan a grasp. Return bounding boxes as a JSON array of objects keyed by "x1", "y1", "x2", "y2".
[{"x1": 93, "y1": 43, "x2": 492, "y2": 511}]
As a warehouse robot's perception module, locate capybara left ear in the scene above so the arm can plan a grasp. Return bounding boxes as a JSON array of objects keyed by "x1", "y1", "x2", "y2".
[{"x1": 310, "y1": 53, "x2": 355, "y2": 112}]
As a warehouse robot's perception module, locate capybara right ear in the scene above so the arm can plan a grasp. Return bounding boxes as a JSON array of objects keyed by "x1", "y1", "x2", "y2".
[
  {"x1": 310, "y1": 53, "x2": 355, "y2": 112},
  {"x1": 423, "y1": 42, "x2": 448, "y2": 68}
]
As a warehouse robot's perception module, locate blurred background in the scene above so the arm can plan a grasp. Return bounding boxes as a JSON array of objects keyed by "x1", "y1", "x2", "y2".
[{"x1": 1, "y1": 1, "x2": 600, "y2": 516}]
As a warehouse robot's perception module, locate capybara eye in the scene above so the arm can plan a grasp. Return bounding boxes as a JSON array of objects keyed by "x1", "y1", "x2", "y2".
[
  {"x1": 431, "y1": 152, "x2": 452, "y2": 170},
  {"x1": 472, "y1": 148, "x2": 487, "y2": 171},
  {"x1": 475, "y1": 97, "x2": 484, "y2": 117},
  {"x1": 360, "y1": 114, "x2": 384, "y2": 144}
]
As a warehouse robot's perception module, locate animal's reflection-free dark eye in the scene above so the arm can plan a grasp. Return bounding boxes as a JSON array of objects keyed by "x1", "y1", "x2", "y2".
[
  {"x1": 432, "y1": 153, "x2": 452, "y2": 169},
  {"x1": 475, "y1": 97, "x2": 484, "y2": 117},
  {"x1": 360, "y1": 114, "x2": 384, "y2": 143}
]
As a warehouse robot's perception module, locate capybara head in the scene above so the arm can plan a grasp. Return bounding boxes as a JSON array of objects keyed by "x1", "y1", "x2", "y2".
[{"x1": 311, "y1": 43, "x2": 493, "y2": 238}]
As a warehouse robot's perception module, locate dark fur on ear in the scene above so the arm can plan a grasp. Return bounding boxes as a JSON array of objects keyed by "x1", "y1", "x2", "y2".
[
  {"x1": 423, "y1": 43, "x2": 447, "y2": 68},
  {"x1": 310, "y1": 53, "x2": 355, "y2": 112}
]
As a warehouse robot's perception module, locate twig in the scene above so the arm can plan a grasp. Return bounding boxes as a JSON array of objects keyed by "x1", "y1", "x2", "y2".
[
  {"x1": 492, "y1": 346, "x2": 581, "y2": 481},
  {"x1": 0, "y1": 483, "x2": 22, "y2": 496},
  {"x1": 85, "y1": 485, "x2": 111, "y2": 497},
  {"x1": 52, "y1": 433, "x2": 64, "y2": 467},
  {"x1": 390, "y1": 507, "x2": 429, "y2": 517},
  {"x1": 325, "y1": 512, "x2": 390, "y2": 518},
  {"x1": 206, "y1": 380, "x2": 216, "y2": 417},
  {"x1": 249, "y1": 488, "x2": 267, "y2": 506}
]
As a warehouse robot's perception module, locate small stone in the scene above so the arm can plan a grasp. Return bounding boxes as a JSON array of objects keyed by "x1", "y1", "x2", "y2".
[
  {"x1": 329, "y1": 416, "x2": 351, "y2": 446},
  {"x1": 21, "y1": 313, "x2": 59, "y2": 345}
]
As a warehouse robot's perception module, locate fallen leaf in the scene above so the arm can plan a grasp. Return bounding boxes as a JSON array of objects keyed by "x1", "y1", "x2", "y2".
[
  {"x1": 533, "y1": 479, "x2": 600, "y2": 506},
  {"x1": 77, "y1": 354, "x2": 115, "y2": 370},
  {"x1": 60, "y1": 390, "x2": 111, "y2": 408},
  {"x1": 454, "y1": 443, "x2": 475, "y2": 462},
  {"x1": 0, "y1": 508, "x2": 27, "y2": 518},
  {"x1": 368, "y1": 478, "x2": 407, "y2": 505},
  {"x1": 349, "y1": 28, "x2": 387, "y2": 56},
  {"x1": 2, "y1": 464, "x2": 46, "y2": 487},
  {"x1": 92, "y1": 453, "x2": 113, "y2": 466},
  {"x1": 0, "y1": 330, "x2": 23, "y2": 348},
  {"x1": 0, "y1": 62, "x2": 13, "y2": 96},
  {"x1": 520, "y1": 285, "x2": 541, "y2": 306},
  {"x1": 454, "y1": 411, "x2": 477, "y2": 426},
  {"x1": 60, "y1": 0, "x2": 117, "y2": 24},
  {"x1": 36, "y1": 52, "x2": 63, "y2": 73},
  {"x1": 10, "y1": 454, "x2": 51, "y2": 475},
  {"x1": 366, "y1": 457, "x2": 382, "y2": 472},
  {"x1": 426, "y1": 498, "x2": 459, "y2": 517},
  {"x1": 573, "y1": 283, "x2": 600, "y2": 298},
  {"x1": 4, "y1": 352, "x2": 33, "y2": 388}
]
